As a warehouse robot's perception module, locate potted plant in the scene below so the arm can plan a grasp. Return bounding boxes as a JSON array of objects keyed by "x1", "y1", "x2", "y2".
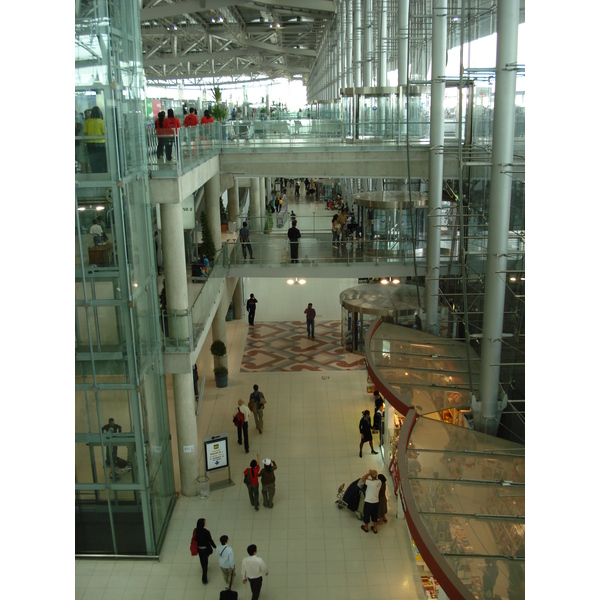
[
  {"x1": 220, "y1": 197, "x2": 228, "y2": 233},
  {"x1": 210, "y1": 340, "x2": 228, "y2": 387},
  {"x1": 198, "y1": 211, "x2": 216, "y2": 263},
  {"x1": 213, "y1": 365, "x2": 228, "y2": 388},
  {"x1": 210, "y1": 87, "x2": 228, "y2": 122}
]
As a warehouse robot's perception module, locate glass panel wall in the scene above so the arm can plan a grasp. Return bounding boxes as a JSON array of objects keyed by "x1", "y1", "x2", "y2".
[{"x1": 75, "y1": 0, "x2": 175, "y2": 557}]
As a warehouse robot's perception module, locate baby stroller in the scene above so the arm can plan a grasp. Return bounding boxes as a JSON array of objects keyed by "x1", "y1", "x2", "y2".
[{"x1": 335, "y1": 479, "x2": 365, "y2": 519}]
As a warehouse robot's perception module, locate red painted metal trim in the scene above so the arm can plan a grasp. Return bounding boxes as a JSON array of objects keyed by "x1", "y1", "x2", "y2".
[
  {"x1": 366, "y1": 319, "x2": 475, "y2": 600},
  {"x1": 397, "y1": 410, "x2": 475, "y2": 600}
]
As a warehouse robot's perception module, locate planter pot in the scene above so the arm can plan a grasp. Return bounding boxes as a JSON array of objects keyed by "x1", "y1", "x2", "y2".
[
  {"x1": 215, "y1": 373, "x2": 228, "y2": 388},
  {"x1": 220, "y1": 223, "x2": 227, "y2": 233}
]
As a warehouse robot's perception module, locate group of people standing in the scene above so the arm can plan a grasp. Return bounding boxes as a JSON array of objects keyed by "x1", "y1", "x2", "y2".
[
  {"x1": 358, "y1": 390, "x2": 388, "y2": 534},
  {"x1": 193, "y1": 521, "x2": 269, "y2": 599},
  {"x1": 155, "y1": 107, "x2": 214, "y2": 162}
]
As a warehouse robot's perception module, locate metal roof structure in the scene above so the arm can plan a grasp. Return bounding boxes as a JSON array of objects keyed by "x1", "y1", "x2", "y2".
[{"x1": 135, "y1": 0, "x2": 335, "y2": 85}]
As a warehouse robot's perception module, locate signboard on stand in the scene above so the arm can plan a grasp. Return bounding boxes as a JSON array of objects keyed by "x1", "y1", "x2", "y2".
[
  {"x1": 202, "y1": 433, "x2": 234, "y2": 491},
  {"x1": 203, "y1": 433, "x2": 230, "y2": 473}
]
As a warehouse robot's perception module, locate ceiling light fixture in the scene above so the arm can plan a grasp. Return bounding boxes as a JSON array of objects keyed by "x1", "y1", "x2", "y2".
[{"x1": 287, "y1": 277, "x2": 306, "y2": 285}]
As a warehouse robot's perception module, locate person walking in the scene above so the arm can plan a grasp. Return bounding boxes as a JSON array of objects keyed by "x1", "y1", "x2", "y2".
[
  {"x1": 243, "y1": 454, "x2": 261, "y2": 511},
  {"x1": 359, "y1": 469, "x2": 382, "y2": 534},
  {"x1": 215, "y1": 535, "x2": 236, "y2": 587},
  {"x1": 287, "y1": 220, "x2": 302, "y2": 264},
  {"x1": 248, "y1": 384, "x2": 266, "y2": 434},
  {"x1": 258, "y1": 458, "x2": 277, "y2": 508},
  {"x1": 246, "y1": 293, "x2": 258, "y2": 326},
  {"x1": 240, "y1": 222, "x2": 254, "y2": 260},
  {"x1": 376, "y1": 474, "x2": 389, "y2": 525},
  {"x1": 359, "y1": 410, "x2": 377, "y2": 457},
  {"x1": 242, "y1": 544, "x2": 269, "y2": 600},
  {"x1": 194, "y1": 518, "x2": 217, "y2": 584},
  {"x1": 304, "y1": 302, "x2": 316, "y2": 339},
  {"x1": 235, "y1": 399, "x2": 252, "y2": 453}
]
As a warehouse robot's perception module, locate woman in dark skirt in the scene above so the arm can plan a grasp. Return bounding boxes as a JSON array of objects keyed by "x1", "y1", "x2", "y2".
[
  {"x1": 359, "y1": 410, "x2": 377, "y2": 457},
  {"x1": 195, "y1": 518, "x2": 217, "y2": 584}
]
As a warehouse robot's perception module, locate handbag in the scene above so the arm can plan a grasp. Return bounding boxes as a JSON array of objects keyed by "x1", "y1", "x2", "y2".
[
  {"x1": 243, "y1": 469, "x2": 252, "y2": 485},
  {"x1": 190, "y1": 528, "x2": 198, "y2": 556}
]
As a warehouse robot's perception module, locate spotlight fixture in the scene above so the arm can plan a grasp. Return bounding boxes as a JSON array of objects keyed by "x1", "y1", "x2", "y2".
[
  {"x1": 379, "y1": 277, "x2": 400, "y2": 285},
  {"x1": 287, "y1": 278, "x2": 306, "y2": 285}
]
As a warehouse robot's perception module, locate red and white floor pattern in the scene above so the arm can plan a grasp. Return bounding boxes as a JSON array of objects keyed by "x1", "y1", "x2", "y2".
[{"x1": 241, "y1": 321, "x2": 365, "y2": 372}]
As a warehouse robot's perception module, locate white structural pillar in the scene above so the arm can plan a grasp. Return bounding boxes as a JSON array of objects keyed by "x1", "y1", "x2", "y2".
[
  {"x1": 339, "y1": 0, "x2": 346, "y2": 89},
  {"x1": 425, "y1": 0, "x2": 447, "y2": 334},
  {"x1": 476, "y1": 0, "x2": 519, "y2": 434},
  {"x1": 249, "y1": 177, "x2": 261, "y2": 232},
  {"x1": 233, "y1": 278, "x2": 244, "y2": 319},
  {"x1": 159, "y1": 203, "x2": 199, "y2": 496},
  {"x1": 363, "y1": 0, "x2": 373, "y2": 87},
  {"x1": 211, "y1": 289, "x2": 229, "y2": 372},
  {"x1": 205, "y1": 173, "x2": 222, "y2": 253},
  {"x1": 353, "y1": 0, "x2": 362, "y2": 88},
  {"x1": 346, "y1": 0, "x2": 353, "y2": 87},
  {"x1": 227, "y1": 178, "x2": 239, "y2": 232},
  {"x1": 398, "y1": 0, "x2": 409, "y2": 86},
  {"x1": 260, "y1": 178, "x2": 266, "y2": 220}
]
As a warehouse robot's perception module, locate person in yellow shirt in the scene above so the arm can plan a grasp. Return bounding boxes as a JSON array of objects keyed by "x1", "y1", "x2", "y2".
[{"x1": 83, "y1": 106, "x2": 106, "y2": 173}]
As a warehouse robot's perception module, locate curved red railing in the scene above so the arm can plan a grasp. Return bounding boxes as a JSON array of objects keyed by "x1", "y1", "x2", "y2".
[{"x1": 364, "y1": 319, "x2": 475, "y2": 600}]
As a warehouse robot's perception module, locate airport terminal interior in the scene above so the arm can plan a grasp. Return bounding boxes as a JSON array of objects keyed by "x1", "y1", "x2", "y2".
[{"x1": 74, "y1": 2, "x2": 529, "y2": 599}]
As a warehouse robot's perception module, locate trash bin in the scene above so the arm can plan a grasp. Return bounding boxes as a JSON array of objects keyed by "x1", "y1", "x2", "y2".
[{"x1": 197, "y1": 475, "x2": 210, "y2": 499}]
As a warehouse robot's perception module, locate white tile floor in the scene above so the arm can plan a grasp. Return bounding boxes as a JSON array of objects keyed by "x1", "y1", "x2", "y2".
[{"x1": 75, "y1": 276, "x2": 426, "y2": 600}]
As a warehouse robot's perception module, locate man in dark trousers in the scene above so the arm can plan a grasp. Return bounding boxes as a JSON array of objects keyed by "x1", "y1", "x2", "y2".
[
  {"x1": 304, "y1": 302, "x2": 316, "y2": 339},
  {"x1": 287, "y1": 220, "x2": 301, "y2": 263},
  {"x1": 239, "y1": 221, "x2": 254, "y2": 259},
  {"x1": 246, "y1": 293, "x2": 258, "y2": 326}
]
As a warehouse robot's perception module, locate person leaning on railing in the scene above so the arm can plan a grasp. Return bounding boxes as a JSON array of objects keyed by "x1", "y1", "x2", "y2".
[
  {"x1": 83, "y1": 106, "x2": 106, "y2": 173},
  {"x1": 162, "y1": 108, "x2": 181, "y2": 162}
]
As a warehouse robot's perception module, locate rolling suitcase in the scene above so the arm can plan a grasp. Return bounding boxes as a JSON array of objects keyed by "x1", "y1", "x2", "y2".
[{"x1": 219, "y1": 572, "x2": 237, "y2": 599}]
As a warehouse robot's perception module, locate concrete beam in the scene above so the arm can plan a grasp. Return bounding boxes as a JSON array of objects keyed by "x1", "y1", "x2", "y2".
[
  {"x1": 150, "y1": 156, "x2": 220, "y2": 205},
  {"x1": 219, "y1": 148, "x2": 459, "y2": 179}
]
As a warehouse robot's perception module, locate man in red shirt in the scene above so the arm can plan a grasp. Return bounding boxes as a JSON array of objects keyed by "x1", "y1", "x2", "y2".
[{"x1": 183, "y1": 107, "x2": 199, "y2": 127}]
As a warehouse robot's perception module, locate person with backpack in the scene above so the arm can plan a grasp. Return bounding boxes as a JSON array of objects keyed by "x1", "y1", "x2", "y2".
[
  {"x1": 234, "y1": 399, "x2": 252, "y2": 452},
  {"x1": 248, "y1": 384, "x2": 266, "y2": 434}
]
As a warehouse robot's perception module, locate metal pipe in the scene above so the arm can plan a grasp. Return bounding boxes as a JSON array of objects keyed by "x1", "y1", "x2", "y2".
[{"x1": 477, "y1": 0, "x2": 519, "y2": 434}]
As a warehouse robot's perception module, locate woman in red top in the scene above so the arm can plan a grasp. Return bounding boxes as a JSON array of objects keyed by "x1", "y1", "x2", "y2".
[
  {"x1": 243, "y1": 455, "x2": 261, "y2": 511},
  {"x1": 200, "y1": 109, "x2": 214, "y2": 125},
  {"x1": 163, "y1": 108, "x2": 181, "y2": 161}
]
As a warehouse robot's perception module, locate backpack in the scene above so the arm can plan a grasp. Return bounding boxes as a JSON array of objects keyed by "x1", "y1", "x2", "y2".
[{"x1": 233, "y1": 408, "x2": 244, "y2": 427}]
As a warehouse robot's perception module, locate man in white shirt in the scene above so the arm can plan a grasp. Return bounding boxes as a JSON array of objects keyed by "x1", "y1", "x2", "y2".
[
  {"x1": 359, "y1": 469, "x2": 382, "y2": 534},
  {"x1": 90, "y1": 219, "x2": 103, "y2": 246},
  {"x1": 237, "y1": 399, "x2": 252, "y2": 453},
  {"x1": 242, "y1": 544, "x2": 269, "y2": 600},
  {"x1": 215, "y1": 535, "x2": 236, "y2": 587}
]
